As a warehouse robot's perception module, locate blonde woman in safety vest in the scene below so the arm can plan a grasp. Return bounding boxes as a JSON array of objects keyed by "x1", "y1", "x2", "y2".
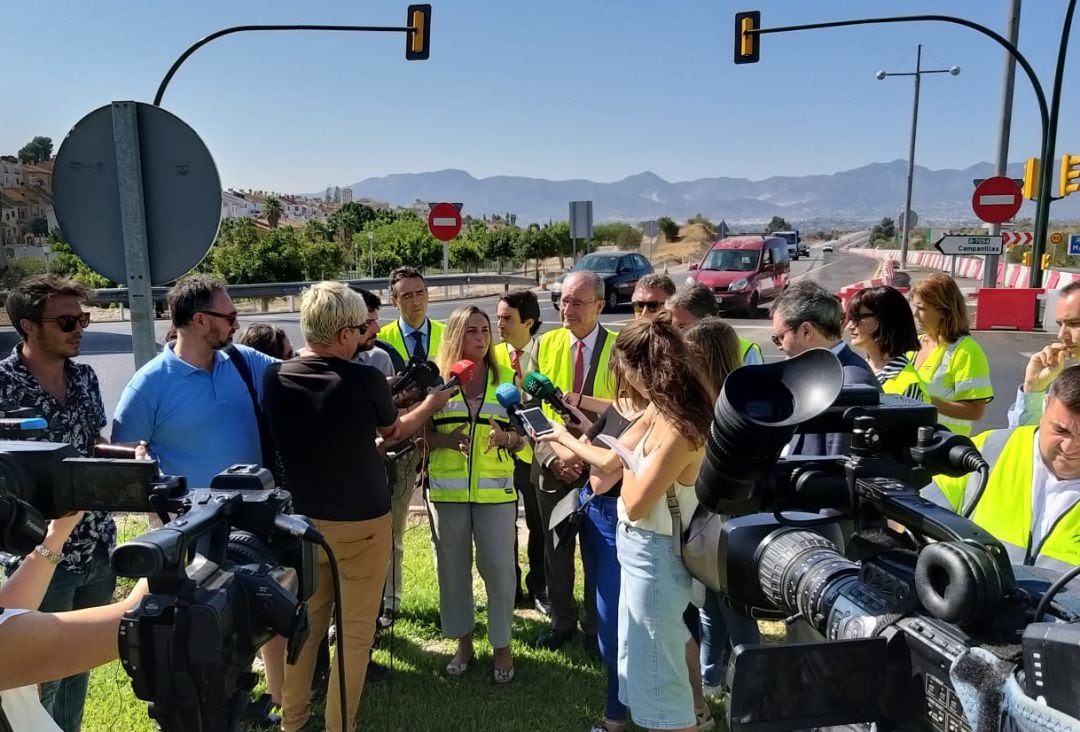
[
  {"x1": 923, "y1": 365, "x2": 1080, "y2": 574},
  {"x1": 845, "y1": 285, "x2": 929, "y2": 402},
  {"x1": 425, "y1": 305, "x2": 522, "y2": 684},
  {"x1": 912, "y1": 274, "x2": 993, "y2": 435}
]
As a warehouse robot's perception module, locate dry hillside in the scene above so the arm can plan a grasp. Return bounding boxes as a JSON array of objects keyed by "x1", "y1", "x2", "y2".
[{"x1": 646, "y1": 222, "x2": 717, "y2": 266}]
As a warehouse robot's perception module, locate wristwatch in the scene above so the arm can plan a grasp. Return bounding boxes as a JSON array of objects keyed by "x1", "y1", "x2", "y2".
[{"x1": 35, "y1": 544, "x2": 65, "y2": 566}]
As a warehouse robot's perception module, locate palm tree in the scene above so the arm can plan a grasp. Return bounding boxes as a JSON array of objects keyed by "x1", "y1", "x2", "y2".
[{"x1": 264, "y1": 196, "x2": 283, "y2": 229}]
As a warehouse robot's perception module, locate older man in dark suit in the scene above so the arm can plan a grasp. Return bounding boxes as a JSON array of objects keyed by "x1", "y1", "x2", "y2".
[{"x1": 770, "y1": 280, "x2": 879, "y2": 456}]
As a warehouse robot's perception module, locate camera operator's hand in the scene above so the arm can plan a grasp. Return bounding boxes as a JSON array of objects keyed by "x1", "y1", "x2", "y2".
[
  {"x1": 1024, "y1": 343, "x2": 1071, "y2": 393},
  {"x1": 0, "y1": 578, "x2": 150, "y2": 692}
]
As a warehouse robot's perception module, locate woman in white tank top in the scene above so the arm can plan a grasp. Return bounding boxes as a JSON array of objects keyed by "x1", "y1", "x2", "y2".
[{"x1": 607, "y1": 315, "x2": 714, "y2": 732}]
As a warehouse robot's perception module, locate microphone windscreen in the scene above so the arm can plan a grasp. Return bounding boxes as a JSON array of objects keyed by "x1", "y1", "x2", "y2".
[{"x1": 495, "y1": 383, "x2": 521, "y2": 408}]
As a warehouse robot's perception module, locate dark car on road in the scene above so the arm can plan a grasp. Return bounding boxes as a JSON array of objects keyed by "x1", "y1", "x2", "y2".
[{"x1": 550, "y1": 251, "x2": 654, "y2": 310}]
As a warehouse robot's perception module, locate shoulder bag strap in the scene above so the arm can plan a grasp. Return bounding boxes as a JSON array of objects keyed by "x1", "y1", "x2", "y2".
[
  {"x1": 225, "y1": 346, "x2": 275, "y2": 465},
  {"x1": 667, "y1": 486, "x2": 682, "y2": 558}
]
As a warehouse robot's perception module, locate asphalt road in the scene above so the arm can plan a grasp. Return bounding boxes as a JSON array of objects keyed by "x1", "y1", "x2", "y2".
[{"x1": 0, "y1": 240, "x2": 1048, "y2": 435}]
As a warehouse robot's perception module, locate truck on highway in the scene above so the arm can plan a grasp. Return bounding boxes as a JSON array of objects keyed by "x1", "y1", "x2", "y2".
[{"x1": 774, "y1": 230, "x2": 806, "y2": 260}]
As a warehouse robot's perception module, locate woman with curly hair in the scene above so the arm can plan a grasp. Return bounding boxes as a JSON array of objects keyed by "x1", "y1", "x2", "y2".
[{"x1": 610, "y1": 314, "x2": 714, "y2": 732}]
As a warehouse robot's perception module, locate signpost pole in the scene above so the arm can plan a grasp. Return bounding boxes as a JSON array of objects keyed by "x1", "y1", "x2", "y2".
[{"x1": 111, "y1": 102, "x2": 157, "y2": 369}]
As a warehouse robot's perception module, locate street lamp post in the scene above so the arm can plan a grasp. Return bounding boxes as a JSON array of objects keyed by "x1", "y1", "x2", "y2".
[
  {"x1": 367, "y1": 230, "x2": 374, "y2": 278},
  {"x1": 876, "y1": 44, "x2": 960, "y2": 269}
]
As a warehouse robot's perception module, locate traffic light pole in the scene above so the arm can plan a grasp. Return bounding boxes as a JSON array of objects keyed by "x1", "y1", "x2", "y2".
[
  {"x1": 153, "y1": 23, "x2": 415, "y2": 106},
  {"x1": 1029, "y1": 0, "x2": 1077, "y2": 288},
  {"x1": 743, "y1": 13, "x2": 1054, "y2": 286}
]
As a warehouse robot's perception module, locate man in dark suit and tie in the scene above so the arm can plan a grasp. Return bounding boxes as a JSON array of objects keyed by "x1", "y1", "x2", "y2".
[{"x1": 770, "y1": 280, "x2": 879, "y2": 456}]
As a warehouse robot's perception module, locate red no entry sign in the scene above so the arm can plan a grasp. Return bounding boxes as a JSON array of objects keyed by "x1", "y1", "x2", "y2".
[
  {"x1": 972, "y1": 176, "x2": 1023, "y2": 224},
  {"x1": 427, "y1": 202, "x2": 462, "y2": 241}
]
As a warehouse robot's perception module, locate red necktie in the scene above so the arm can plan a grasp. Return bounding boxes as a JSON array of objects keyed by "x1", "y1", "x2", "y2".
[
  {"x1": 573, "y1": 341, "x2": 585, "y2": 393},
  {"x1": 511, "y1": 348, "x2": 522, "y2": 381}
]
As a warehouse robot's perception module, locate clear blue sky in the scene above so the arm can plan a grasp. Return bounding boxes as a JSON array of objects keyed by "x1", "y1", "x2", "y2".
[{"x1": 4, "y1": 1, "x2": 1076, "y2": 193}]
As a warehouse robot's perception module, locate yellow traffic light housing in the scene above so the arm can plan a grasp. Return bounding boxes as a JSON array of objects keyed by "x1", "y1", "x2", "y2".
[
  {"x1": 406, "y1": 4, "x2": 431, "y2": 60},
  {"x1": 734, "y1": 11, "x2": 761, "y2": 64},
  {"x1": 1023, "y1": 251, "x2": 1032, "y2": 267},
  {"x1": 1061, "y1": 153, "x2": 1080, "y2": 198},
  {"x1": 1023, "y1": 157, "x2": 1040, "y2": 200},
  {"x1": 1042, "y1": 253, "x2": 1051, "y2": 270}
]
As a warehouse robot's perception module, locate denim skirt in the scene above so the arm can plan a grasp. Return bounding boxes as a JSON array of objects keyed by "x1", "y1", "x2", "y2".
[{"x1": 616, "y1": 521, "x2": 695, "y2": 730}]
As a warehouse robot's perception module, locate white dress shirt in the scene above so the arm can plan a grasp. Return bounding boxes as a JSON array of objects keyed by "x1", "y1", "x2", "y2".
[{"x1": 1031, "y1": 430, "x2": 1080, "y2": 546}]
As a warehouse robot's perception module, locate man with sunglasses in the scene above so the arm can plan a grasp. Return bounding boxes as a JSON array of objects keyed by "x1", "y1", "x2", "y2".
[
  {"x1": 112, "y1": 275, "x2": 279, "y2": 488},
  {"x1": 0, "y1": 274, "x2": 113, "y2": 732},
  {"x1": 630, "y1": 273, "x2": 676, "y2": 319},
  {"x1": 770, "y1": 280, "x2": 877, "y2": 456},
  {"x1": 666, "y1": 282, "x2": 763, "y2": 365}
]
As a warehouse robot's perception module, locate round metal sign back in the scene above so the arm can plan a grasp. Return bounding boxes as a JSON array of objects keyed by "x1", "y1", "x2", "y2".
[{"x1": 53, "y1": 102, "x2": 222, "y2": 285}]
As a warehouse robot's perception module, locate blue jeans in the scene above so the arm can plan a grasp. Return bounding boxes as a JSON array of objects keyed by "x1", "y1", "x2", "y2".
[
  {"x1": 616, "y1": 522, "x2": 694, "y2": 730},
  {"x1": 579, "y1": 486, "x2": 625, "y2": 723},
  {"x1": 35, "y1": 544, "x2": 117, "y2": 732},
  {"x1": 700, "y1": 588, "x2": 761, "y2": 687}
]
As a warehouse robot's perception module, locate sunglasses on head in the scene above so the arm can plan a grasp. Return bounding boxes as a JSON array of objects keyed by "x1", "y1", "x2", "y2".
[
  {"x1": 632, "y1": 301, "x2": 663, "y2": 314},
  {"x1": 40, "y1": 312, "x2": 91, "y2": 333}
]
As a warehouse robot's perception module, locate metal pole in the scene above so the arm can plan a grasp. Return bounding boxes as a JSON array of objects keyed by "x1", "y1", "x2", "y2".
[
  {"x1": 111, "y1": 101, "x2": 157, "y2": 369},
  {"x1": 368, "y1": 231, "x2": 374, "y2": 278},
  {"x1": 984, "y1": 0, "x2": 1022, "y2": 288},
  {"x1": 900, "y1": 44, "x2": 921, "y2": 270},
  {"x1": 1029, "y1": 0, "x2": 1077, "y2": 288},
  {"x1": 443, "y1": 242, "x2": 449, "y2": 274}
]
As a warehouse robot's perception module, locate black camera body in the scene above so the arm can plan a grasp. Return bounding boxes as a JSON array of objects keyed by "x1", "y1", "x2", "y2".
[
  {"x1": 0, "y1": 433, "x2": 317, "y2": 732},
  {"x1": 695, "y1": 349, "x2": 1080, "y2": 731}
]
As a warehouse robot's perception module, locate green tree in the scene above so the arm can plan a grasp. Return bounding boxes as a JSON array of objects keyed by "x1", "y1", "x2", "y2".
[
  {"x1": 592, "y1": 223, "x2": 642, "y2": 250},
  {"x1": 871, "y1": 217, "x2": 896, "y2": 242},
  {"x1": 517, "y1": 224, "x2": 556, "y2": 280},
  {"x1": 546, "y1": 220, "x2": 573, "y2": 268},
  {"x1": 17, "y1": 136, "x2": 53, "y2": 164},
  {"x1": 44, "y1": 233, "x2": 114, "y2": 288},
  {"x1": 766, "y1": 216, "x2": 790, "y2": 233},
  {"x1": 263, "y1": 196, "x2": 283, "y2": 229},
  {"x1": 657, "y1": 216, "x2": 679, "y2": 241},
  {"x1": 449, "y1": 239, "x2": 483, "y2": 272},
  {"x1": 303, "y1": 219, "x2": 332, "y2": 243},
  {"x1": 484, "y1": 227, "x2": 518, "y2": 273},
  {"x1": 369, "y1": 215, "x2": 441, "y2": 272},
  {"x1": 30, "y1": 217, "x2": 49, "y2": 237},
  {"x1": 328, "y1": 202, "x2": 379, "y2": 246}
]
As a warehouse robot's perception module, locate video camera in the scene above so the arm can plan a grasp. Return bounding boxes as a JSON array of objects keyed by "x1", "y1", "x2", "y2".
[
  {"x1": 0, "y1": 427, "x2": 317, "y2": 732},
  {"x1": 694, "y1": 349, "x2": 1080, "y2": 731}
]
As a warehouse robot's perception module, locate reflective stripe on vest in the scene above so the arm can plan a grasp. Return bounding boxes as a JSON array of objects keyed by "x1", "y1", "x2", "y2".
[
  {"x1": 918, "y1": 336, "x2": 992, "y2": 436},
  {"x1": 428, "y1": 362, "x2": 518, "y2": 504},
  {"x1": 536, "y1": 327, "x2": 616, "y2": 425}
]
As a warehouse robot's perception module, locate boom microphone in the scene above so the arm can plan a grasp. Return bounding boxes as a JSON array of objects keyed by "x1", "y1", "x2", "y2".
[
  {"x1": 522, "y1": 372, "x2": 574, "y2": 421},
  {"x1": 443, "y1": 360, "x2": 477, "y2": 390},
  {"x1": 495, "y1": 383, "x2": 527, "y2": 434}
]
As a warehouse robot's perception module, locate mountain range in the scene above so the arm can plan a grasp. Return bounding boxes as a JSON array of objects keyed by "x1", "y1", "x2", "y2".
[{"x1": 344, "y1": 160, "x2": 1080, "y2": 227}]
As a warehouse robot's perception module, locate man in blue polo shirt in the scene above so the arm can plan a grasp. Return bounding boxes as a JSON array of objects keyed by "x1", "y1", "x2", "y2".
[{"x1": 112, "y1": 275, "x2": 277, "y2": 487}]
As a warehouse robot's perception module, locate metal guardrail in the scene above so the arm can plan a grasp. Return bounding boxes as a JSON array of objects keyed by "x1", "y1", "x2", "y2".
[{"x1": 83, "y1": 273, "x2": 538, "y2": 305}]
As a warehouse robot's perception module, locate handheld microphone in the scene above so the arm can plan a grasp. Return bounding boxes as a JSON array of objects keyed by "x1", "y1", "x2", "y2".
[
  {"x1": 522, "y1": 372, "x2": 574, "y2": 420},
  {"x1": 495, "y1": 383, "x2": 527, "y2": 434},
  {"x1": 443, "y1": 360, "x2": 476, "y2": 390}
]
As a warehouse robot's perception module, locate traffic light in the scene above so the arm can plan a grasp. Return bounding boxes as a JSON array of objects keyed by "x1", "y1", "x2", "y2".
[
  {"x1": 406, "y1": 4, "x2": 431, "y2": 60},
  {"x1": 734, "y1": 11, "x2": 761, "y2": 64},
  {"x1": 1042, "y1": 253, "x2": 1051, "y2": 270},
  {"x1": 1061, "y1": 153, "x2": 1080, "y2": 198},
  {"x1": 1023, "y1": 157, "x2": 1040, "y2": 200},
  {"x1": 1023, "y1": 251, "x2": 1032, "y2": 266}
]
